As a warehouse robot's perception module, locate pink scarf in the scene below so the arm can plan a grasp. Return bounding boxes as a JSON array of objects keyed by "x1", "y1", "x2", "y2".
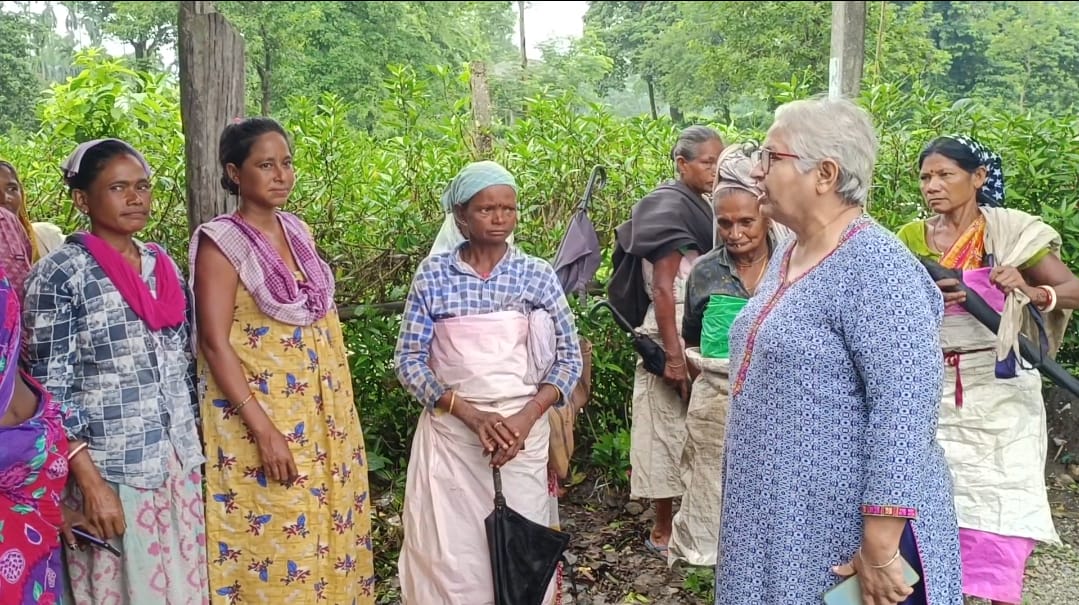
[{"x1": 76, "y1": 232, "x2": 188, "y2": 331}]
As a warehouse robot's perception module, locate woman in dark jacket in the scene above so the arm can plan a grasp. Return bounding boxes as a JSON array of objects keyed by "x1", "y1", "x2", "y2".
[{"x1": 608, "y1": 125, "x2": 723, "y2": 556}]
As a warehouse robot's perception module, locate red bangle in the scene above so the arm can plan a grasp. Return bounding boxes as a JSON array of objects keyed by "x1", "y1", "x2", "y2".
[{"x1": 1037, "y1": 285, "x2": 1058, "y2": 312}]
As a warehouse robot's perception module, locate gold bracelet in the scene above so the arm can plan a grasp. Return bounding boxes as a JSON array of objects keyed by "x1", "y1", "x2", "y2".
[
  {"x1": 233, "y1": 391, "x2": 255, "y2": 412},
  {"x1": 448, "y1": 391, "x2": 456, "y2": 415},
  {"x1": 859, "y1": 547, "x2": 901, "y2": 569}
]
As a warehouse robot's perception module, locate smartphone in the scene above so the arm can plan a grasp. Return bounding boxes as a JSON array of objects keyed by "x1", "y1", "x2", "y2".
[
  {"x1": 822, "y1": 556, "x2": 921, "y2": 605},
  {"x1": 71, "y1": 527, "x2": 122, "y2": 557}
]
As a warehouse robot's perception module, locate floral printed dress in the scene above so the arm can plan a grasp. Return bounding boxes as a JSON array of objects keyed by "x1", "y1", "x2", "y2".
[
  {"x1": 198, "y1": 277, "x2": 375, "y2": 605},
  {"x1": 0, "y1": 272, "x2": 70, "y2": 605}
]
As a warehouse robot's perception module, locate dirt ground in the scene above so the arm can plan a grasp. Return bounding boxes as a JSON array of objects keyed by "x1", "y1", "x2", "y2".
[
  {"x1": 555, "y1": 461, "x2": 1079, "y2": 605},
  {"x1": 373, "y1": 454, "x2": 1079, "y2": 605}
]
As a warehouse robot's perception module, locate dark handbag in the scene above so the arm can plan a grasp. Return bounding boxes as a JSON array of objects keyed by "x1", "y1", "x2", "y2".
[
  {"x1": 485, "y1": 467, "x2": 571, "y2": 605},
  {"x1": 590, "y1": 300, "x2": 667, "y2": 376}
]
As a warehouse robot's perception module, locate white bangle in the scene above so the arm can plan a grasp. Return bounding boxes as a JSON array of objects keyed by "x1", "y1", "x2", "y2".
[
  {"x1": 1038, "y1": 285, "x2": 1058, "y2": 313},
  {"x1": 67, "y1": 442, "x2": 89, "y2": 461}
]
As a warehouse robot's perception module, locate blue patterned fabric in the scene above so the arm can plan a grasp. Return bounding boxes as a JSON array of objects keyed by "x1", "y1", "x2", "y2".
[
  {"x1": 395, "y1": 244, "x2": 582, "y2": 409},
  {"x1": 947, "y1": 134, "x2": 1006, "y2": 208},
  {"x1": 21, "y1": 240, "x2": 204, "y2": 489},
  {"x1": 715, "y1": 215, "x2": 964, "y2": 604}
]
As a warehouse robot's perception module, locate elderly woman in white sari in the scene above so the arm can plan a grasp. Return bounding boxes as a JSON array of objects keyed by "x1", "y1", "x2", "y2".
[
  {"x1": 394, "y1": 160, "x2": 584, "y2": 605},
  {"x1": 667, "y1": 144, "x2": 789, "y2": 568}
]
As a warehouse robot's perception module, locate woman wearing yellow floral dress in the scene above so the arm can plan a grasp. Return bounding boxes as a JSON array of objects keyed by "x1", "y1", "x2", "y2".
[{"x1": 189, "y1": 117, "x2": 375, "y2": 604}]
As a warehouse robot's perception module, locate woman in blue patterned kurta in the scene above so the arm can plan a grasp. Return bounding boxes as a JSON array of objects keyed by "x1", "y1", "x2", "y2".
[{"x1": 716, "y1": 98, "x2": 963, "y2": 605}]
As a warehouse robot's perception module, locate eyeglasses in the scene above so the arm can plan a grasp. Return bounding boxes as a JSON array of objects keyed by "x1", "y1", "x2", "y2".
[{"x1": 749, "y1": 147, "x2": 802, "y2": 175}]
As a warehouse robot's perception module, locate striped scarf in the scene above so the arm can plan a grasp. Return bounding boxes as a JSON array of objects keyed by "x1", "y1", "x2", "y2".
[{"x1": 189, "y1": 211, "x2": 336, "y2": 327}]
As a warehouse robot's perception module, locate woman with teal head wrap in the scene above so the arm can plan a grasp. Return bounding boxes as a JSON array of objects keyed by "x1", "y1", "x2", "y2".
[
  {"x1": 396, "y1": 160, "x2": 583, "y2": 604},
  {"x1": 429, "y1": 160, "x2": 519, "y2": 257}
]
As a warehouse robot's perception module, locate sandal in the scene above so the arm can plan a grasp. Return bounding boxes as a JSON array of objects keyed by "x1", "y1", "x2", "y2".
[{"x1": 644, "y1": 537, "x2": 669, "y2": 560}]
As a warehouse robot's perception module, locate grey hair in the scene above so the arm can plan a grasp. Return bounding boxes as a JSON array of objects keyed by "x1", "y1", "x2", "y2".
[
  {"x1": 768, "y1": 96, "x2": 878, "y2": 206},
  {"x1": 671, "y1": 125, "x2": 722, "y2": 163}
]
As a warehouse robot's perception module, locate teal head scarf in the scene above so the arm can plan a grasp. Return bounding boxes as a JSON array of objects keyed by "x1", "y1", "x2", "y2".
[
  {"x1": 439, "y1": 160, "x2": 518, "y2": 212},
  {"x1": 429, "y1": 161, "x2": 519, "y2": 257}
]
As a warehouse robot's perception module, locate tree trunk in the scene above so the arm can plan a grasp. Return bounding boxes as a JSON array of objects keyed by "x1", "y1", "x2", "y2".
[
  {"x1": 518, "y1": 1, "x2": 527, "y2": 70},
  {"x1": 179, "y1": 1, "x2": 246, "y2": 235},
  {"x1": 646, "y1": 77, "x2": 658, "y2": 120},
  {"x1": 258, "y1": 22, "x2": 272, "y2": 115},
  {"x1": 258, "y1": 63, "x2": 271, "y2": 115},
  {"x1": 717, "y1": 103, "x2": 731, "y2": 125},
  {"x1": 469, "y1": 61, "x2": 493, "y2": 159},
  {"x1": 669, "y1": 105, "x2": 684, "y2": 124}
]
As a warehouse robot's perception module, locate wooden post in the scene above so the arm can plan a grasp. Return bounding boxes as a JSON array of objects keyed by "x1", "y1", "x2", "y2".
[
  {"x1": 178, "y1": 1, "x2": 245, "y2": 234},
  {"x1": 518, "y1": 1, "x2": 527, "y2": 70},
  {"x1": 828, "y1": 1, "x2": 866, "y2": 99},
  {"x1": 469, "y1": 61, "x2": 493, "y2": 159}
]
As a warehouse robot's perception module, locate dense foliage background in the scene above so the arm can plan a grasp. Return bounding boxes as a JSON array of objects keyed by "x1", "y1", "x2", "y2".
[{"x1": 1, "y1": 1, "x2": 1077, "y2": 597}]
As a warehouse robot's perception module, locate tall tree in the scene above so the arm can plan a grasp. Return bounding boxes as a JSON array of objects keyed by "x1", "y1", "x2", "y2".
[
  {"x1": 584, "y1": 1, "x2": 682, "y2": 120},
  {"x1": 0, "y1": 11, "x2": 43, "y2": 132},
  {"x1": 518, "y1": 1, "x2": 528, "y2": 70},
  {"x1": 7, "y1": 1, "x2": 80, "y2": 86},
  {"x1": 217, "y1": 1, "x2": 517, "y2": 121},
  {"x1": 216, "y1": 0, "x2": 319, "y2": 116},
  {"x1": 80, "y1": 1, "x2": 177, "y2": 69},
  {"x1": 974, "y1": 2, "x2": 1079, "y2": 111}
]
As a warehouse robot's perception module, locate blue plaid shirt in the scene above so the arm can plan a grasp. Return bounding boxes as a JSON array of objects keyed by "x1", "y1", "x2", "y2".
[
  {"x1": 22, "y1": 241, "x2": 204, "y2": 489},
  {"x1": 394, "y1": 245, "x2": 583, "y2": 409}
]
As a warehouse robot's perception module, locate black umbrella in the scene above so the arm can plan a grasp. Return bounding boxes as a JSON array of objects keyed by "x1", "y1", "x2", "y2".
[
  {"x1": 919, "y1": 257, "x2": 1079, "y2": 400},
  {"x1": 485, "y1": 467, "x2": 571, "y2": 605},
  {"x1": 552, "y1": 165, "x2": 607, "y2": 298}
]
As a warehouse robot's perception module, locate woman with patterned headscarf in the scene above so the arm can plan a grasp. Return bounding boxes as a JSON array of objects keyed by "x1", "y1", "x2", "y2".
[
  {"x1": 897, "y1": 135, "x2": 1079, "y2": 605},
  {"x1": 666, "y1": 143, "x2": 790, "y2": 568}
]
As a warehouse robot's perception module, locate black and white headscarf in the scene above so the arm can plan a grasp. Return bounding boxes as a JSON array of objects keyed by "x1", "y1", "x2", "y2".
[{"x1": 948, "y1": 134, "x2": 1006, "y2": 208}]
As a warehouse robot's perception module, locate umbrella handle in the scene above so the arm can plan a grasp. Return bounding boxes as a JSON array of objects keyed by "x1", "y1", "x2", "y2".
[
  {"x1": 492, "y1": 467, "x2": 507, "y2": 508},
  {"x1": 578, "y1": 165, "x2": 607, "y2": 212},
  {"x1": 919, "y1": 257, "x2": 1079, "y2": 400},
  {"x1": 589, "y1": 299, "x2": 637, "y2": 335}
]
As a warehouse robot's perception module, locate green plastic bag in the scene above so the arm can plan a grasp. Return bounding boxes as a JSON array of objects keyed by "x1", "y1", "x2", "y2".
[{"x1": 701, "y1": 294, "x2": 749, "y2": 359}]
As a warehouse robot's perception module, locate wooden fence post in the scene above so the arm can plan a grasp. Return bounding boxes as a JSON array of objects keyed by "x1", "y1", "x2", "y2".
[{"x1": 179, "y1": 1, "x2": 246, "y2": 234}]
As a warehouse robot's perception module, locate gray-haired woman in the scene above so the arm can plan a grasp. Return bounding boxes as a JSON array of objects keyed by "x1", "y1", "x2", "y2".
[
  {"x1": 715, "y1": 96, "x2": 963, "y2": 605},
  {"x1": 608, "y1": 125, "x2": 723, "y2": 557}
]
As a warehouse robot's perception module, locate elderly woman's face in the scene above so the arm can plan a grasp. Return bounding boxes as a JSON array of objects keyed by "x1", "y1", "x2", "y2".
[
  {"x1": 716, "y1": 190, "x2": 768, "y2": 258},
  {"x1": 919, "y1": 153, "x2": 986, "y2": 215},
  {"x1": 678, "y1": 139, "x2": 724, "y2": 196},
  {"x1": 457, "y1": 184, "x2": 517, "y2": 247},
  {"x1": 749, "y1": 134, "x2": 806, "y2": 223}
]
